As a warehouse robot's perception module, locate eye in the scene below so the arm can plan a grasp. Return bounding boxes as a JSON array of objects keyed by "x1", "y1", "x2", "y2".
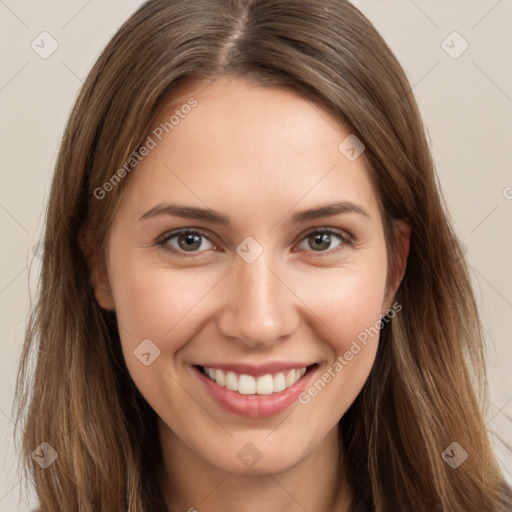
[
  {"x1": 295, "y1": 228, "x2": 353, "y2": 255},
  {"x1": 156, "y1": 227, "x2": 353, "y2": 258},
  {"x1": 157, "y1": 229, "x2": 215, "y2": 257}
]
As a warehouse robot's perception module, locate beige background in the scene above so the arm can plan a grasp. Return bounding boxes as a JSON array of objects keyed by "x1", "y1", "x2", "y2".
[{"x1": 1, "y1": 0, "x2": 511, "y2": 508}]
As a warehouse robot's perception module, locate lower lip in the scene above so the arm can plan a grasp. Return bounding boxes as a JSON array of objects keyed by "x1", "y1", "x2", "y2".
[{"x1": 193, "y1": 365, "x2": 316, "y2": 418}]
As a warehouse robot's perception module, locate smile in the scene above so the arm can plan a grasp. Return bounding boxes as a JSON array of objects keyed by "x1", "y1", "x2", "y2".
[
  {"x1": 201, "y1": 366, "x2": 307, "y2": 395},
  {"x1": 193, "y1": 363, "x2": 317, "y2": 418}
]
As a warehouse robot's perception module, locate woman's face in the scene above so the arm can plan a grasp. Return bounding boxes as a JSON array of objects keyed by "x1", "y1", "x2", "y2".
[{"x1": 92, "y1": 76, "x2": 408, "y2": 474}]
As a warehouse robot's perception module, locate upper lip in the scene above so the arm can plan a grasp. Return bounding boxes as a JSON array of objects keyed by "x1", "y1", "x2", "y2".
[{"x1": 194, "y1": 362, "x2": 316, "y2": 377}]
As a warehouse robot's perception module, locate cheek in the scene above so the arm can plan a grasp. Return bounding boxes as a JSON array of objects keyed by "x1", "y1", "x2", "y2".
[
  {"x1": 291, "y1": 255, "x2": 387, "y2": 416},
  {"x1": 110, "y1": 256, "x2": 215, "y2": 344},
  {"x1": 108, "y1": 254, "x2": 228, "y2": 402},
  {"x1": 109, "y1": 236, "x2": 388, "y2": 421},
  {"x1": 108, "y1": 257, "x2": 211, "y2": 416},
  {"x1": 294, "y1": 255, "x2": 388, "y2": 351},
  {"x1": 318, "y1": 273, "x2": 384, "y2": 328},
  {"x1": 111, "y1": 244, "x2": 388, "y2": 362}
]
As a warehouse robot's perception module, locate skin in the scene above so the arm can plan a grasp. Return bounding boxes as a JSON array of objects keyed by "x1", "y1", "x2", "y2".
[{"x1": 89, "y1": 76, "x2": 410, "y2": 512}]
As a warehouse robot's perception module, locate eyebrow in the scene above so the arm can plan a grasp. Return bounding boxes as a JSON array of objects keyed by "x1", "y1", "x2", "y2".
[{"x1": 138, "y1": 201, "x2": 370, "y2": 227}]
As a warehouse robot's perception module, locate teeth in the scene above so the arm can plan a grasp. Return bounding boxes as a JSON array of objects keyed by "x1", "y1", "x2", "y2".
[
  {"x1": 215, "y1": 369, "x2": 225, "y2": 387},
  {"x1": 239, "y1": 375, "x2": 256, "y2": 394},
  {"x1": 225, "y1": 371, "x2": 238, "y2": 391},
  {"x1": 202, "y1": 366, "x2": 308, "y2": 395},
  {"x1": 273, "y1": 372, "x2": 286, "y2": 392},
  {"x1": 256, "y1": 374, "x2": 273, "y2": 395},
  {"x1": 285, "y1": 369, "x2": 296, "y2": 387}
]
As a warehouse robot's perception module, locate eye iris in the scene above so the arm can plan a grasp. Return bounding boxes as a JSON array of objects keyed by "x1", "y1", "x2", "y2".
[
  {"x1": 309, "y1": 232, "x2": 331, "y2": 251},
  {"x1": 178, "y1": 232, "x2": 202, "y2": 251},
  {"x1": 170, "y1": 230, "x2": 339, "y2": 254}
]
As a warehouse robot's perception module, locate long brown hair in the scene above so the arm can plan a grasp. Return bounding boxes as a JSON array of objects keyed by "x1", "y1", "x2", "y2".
[{"x1": 15, "y1": 0, "x2": 512, "y2": 510}]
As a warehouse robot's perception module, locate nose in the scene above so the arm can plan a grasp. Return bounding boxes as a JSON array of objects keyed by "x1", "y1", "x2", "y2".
[{"x1": 217, "y1": 251, "x2": 299, "y2": 350}]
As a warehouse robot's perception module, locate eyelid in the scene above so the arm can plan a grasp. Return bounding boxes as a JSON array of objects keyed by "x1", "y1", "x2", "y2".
[
  {"x1": 156, "y1": 227, "x2": 217, "y2": 257},
  {"x1": 292, "y1": 227, "x2": 354, "y2": 256},
  {"x1": 156, "y1": 226, "x2": 355, "y2": 258}
]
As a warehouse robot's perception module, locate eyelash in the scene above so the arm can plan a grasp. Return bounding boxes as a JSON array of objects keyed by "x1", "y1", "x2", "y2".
[{"x1": 155, "y1": 227, "x2": 355, "y2": 259}]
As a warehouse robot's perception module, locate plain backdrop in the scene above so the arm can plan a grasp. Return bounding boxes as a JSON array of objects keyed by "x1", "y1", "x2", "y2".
[{"x1": 1, "y1": 0, "x2": 511, "y2": 509}]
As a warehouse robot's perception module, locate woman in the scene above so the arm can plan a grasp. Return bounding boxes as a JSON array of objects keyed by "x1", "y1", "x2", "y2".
[{"x1": 15, "y1": 0, "x2": 512, "y2": 510}]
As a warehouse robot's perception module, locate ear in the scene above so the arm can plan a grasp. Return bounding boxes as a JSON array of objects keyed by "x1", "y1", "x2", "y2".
[
  {"x1": 382, "y1": 218, "x2": 410, "y2": 314},
  {"x1": 78, "y1": 225, "x2": 116, "y2": 311}
]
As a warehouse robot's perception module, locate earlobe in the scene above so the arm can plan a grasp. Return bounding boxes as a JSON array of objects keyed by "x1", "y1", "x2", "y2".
[
  {"x1": 78, "y1": 226, "x2": 116, "y2": 311},
  {"x1": 395, "y1": 219, "x2": 411, "y2": 285},
  {"x1": 383, "y1": 219, "x2": 411, "y2": 313},
  {"x1": 91, "y1": 265, "x2": 116, "y2": 311}
]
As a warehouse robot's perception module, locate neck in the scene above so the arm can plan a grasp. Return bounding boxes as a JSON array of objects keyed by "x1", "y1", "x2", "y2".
[{"x1": 157, "y1": 421, "x2": 354, "y2": 512}]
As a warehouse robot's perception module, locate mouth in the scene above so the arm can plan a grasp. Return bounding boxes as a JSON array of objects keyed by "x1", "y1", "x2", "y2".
[
  {"x1": 200, "y1": 364, "x2": 311, "y2": 394},
  {"x1": 192, "y1": 363, "x2": 318, "y2": 418}
]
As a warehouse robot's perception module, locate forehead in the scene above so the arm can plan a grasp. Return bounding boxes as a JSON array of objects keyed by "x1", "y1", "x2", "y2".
[{"x1": 117, "y1": 76, "x2": 381, "y2": 227}]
